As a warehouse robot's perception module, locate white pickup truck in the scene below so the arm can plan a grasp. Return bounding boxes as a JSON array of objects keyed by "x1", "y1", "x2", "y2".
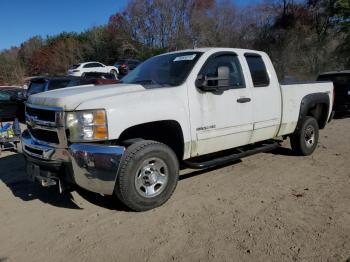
[{"x1": 22, "y1": 48, "x2": 334, "y2": 211}]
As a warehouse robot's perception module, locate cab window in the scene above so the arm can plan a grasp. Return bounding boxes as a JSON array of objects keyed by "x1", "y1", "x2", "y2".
[
  {"x1": 245, "y1": 54, "x2": 270, "y2": 87},
  {"x1": 200, "y1": 54, "x2": 245, "y2": 89}
]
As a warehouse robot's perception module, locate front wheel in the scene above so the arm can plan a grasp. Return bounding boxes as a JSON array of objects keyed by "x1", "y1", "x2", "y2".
[
  {"x1": 290, "y1": 116, "x2": 319, "y2": 156},
  {"x1": 115, "y1": 140, "x2": 179, "y2": 211}
]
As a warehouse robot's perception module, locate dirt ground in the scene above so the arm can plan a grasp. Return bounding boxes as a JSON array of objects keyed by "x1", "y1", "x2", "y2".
[{"x1": 0, "y1": 117, "x2": 349, "y2": 262}]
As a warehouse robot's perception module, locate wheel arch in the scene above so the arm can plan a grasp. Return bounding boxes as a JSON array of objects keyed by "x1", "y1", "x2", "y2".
[
  {"x1": 117, "y1": 120, "x2": 185, "y2": 161},
  {"x1": 296, "y1": 93, "x2": 330, "y2": 132}
]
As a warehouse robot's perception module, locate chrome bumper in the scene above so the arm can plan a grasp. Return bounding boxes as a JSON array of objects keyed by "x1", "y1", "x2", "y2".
[{"x1": 22, "y1": 130, "x2": 125, "y2": 195}]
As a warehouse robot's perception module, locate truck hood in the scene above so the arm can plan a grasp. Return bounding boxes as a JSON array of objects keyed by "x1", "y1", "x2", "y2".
[{"x1": 27, "y1": 84, "x2": 146, "y2": 111}]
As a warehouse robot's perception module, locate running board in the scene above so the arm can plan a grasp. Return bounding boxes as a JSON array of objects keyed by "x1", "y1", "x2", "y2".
[{"x1": 184, "y1": 142, "x2": 280, "y2": 169}]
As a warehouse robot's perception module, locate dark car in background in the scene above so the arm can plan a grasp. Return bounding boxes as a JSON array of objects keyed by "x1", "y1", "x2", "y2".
[
  {"x1": 23, "y1": 75, "x2": 120, "y2": 121},
  {"x1": 27, "y1": 74, "x2": 120, "y2": 98},
  {"x1": 114, "y1": 59, "x2": 141, "y2": 77},
  {"x1": 0, "y1": 87, "x2": 26, "y2": 122},
  {"x1": 317, "y1": 71, "x2": 350, "y2": 114},
  {"x1": 27, "y1": 76, "x2": 92, "y2": 97},
  {"x1": 82, "y1": 72, "x2": 120, "y2": 85}
]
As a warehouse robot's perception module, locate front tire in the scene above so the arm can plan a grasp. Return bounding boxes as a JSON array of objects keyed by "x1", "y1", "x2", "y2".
[
  {"x1": 115, "y1": 140, "x2": 179, "y2": 211},
  {"x1": 290, "y1": 116, "x2": 319, "y2": 156}
]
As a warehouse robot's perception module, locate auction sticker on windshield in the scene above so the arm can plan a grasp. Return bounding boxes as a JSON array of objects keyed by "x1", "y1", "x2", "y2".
[{"x1": 173, "y1": 54, "x2": 197, "y2": 62}]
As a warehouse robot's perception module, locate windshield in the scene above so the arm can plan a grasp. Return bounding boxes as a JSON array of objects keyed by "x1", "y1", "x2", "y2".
[{"x1": 121, "y1": 52, "x2": 202, "y2": 87}]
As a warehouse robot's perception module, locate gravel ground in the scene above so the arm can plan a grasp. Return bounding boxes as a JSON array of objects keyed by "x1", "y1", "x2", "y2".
[{"x1": 0, "y1": 117, "x2": 349, "y2": 262}]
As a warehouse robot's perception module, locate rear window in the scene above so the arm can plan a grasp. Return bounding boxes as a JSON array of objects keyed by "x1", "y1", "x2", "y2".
[
  {"x1": 28, "y1": 81, "x2": 46, "y2": 95},
  {"x1": 71, "y1": 64, "x2": 80, "y2": 69},
  {"x1": 83, "y1": 63, "x2": 93, "y2": 68},
  {"x1": 245, "y1": 54, "x2": 270, "y2": 87}
]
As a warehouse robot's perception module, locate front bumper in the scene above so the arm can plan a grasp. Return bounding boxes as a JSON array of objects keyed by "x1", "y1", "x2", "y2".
[{"x1": 22, "y1": 130, "x2": 125, "y2": 195}]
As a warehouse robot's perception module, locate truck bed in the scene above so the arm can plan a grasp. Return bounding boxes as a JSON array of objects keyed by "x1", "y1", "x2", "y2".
[{"x1": 278, "y1": 82, "x2": 333, "y2": 136}]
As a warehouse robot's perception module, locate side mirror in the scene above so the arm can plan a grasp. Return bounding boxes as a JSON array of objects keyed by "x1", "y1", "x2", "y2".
[
  {"x1": 195, "y1": 66, "x2": 231, "y2": 92},
  {"x1": 196, "y1": 74, "x2": 218, "y2": 92}
]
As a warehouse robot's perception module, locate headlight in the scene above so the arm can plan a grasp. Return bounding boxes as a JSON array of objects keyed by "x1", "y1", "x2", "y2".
[{"x1": 66, "y1": 110, "x2": 108, "y2": 142}]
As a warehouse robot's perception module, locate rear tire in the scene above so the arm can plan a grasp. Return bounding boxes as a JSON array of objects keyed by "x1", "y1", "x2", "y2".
[
  {"x1": 115, "y1": 140, "x2": 179, "y2": 211},
  {"x1": 290, "y1": 116, "x2": 319, "y2": 156}
]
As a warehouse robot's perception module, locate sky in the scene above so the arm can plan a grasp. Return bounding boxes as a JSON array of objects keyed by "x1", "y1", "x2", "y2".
[{"x1": 0, "y1": 0, "x2": 260, "y2": 51}]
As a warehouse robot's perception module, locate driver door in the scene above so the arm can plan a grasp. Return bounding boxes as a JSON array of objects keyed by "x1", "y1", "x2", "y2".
[{"x1": 189, "y1": 52, "x2": 253, "y2": 156}]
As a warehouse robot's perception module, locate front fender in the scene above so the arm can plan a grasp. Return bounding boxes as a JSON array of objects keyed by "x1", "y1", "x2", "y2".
[{"x1": 76, "y1": 86, "x2": 191, "y2": 144}]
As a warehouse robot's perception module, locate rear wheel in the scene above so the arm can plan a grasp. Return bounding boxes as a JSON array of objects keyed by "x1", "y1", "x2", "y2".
[
  {"x1": 115, "y1": 140, "x2": 179, "y2": 211},
  {"x1": 290, "y1": 116, "x2": 319, "y2": 156}
]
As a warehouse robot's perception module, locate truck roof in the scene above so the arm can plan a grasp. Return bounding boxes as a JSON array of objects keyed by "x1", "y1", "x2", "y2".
[{"x1": 163, "y1": 47, "x2": 265, "y2": 55}]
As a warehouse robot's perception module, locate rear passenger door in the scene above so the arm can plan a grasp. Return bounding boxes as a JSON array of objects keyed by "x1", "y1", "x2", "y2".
[{"x1": 243, "y1": 53, "x2": 282, "y2": 143}]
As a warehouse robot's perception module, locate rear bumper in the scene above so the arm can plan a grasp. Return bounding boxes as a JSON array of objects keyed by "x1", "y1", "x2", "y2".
[{"x1": 22, "y1": 130, "x2": 125, "y2": 195}]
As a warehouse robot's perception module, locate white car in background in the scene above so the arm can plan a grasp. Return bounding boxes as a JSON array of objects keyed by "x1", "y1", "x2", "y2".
[{"x1": 68, "y1": 62, "x2": 119, "y2": 78}]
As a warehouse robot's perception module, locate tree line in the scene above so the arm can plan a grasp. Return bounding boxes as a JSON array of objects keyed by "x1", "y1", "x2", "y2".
[{"x1": 0, "y1": 0, "x2": 349, "y2": 85}]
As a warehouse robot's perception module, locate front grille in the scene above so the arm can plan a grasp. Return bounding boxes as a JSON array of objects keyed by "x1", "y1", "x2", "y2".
[
  {"x1": 26, "y1": 107, "x2": 56, "y2": 122},
  {"x1": 29, "y1": 127, "x2": 59, "y2": 144}
]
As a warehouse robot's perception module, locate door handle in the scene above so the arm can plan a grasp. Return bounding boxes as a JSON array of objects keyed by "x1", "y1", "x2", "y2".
[{"x1": 237, "y1": 97, "x2": 251, "y2": 103}]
